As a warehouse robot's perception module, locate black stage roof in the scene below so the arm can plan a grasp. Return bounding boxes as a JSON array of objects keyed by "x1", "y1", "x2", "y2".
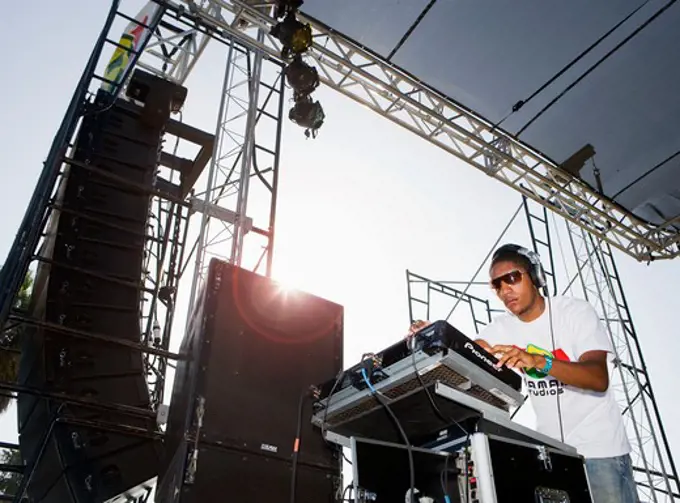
[{"x1": 301, "y1": 0, "x2": 680, "y2": 231}]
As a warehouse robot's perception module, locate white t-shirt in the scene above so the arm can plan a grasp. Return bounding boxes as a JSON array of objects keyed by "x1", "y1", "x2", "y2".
[{"x1": 478, "y1": 295, "x2": 630, "y2": 459}]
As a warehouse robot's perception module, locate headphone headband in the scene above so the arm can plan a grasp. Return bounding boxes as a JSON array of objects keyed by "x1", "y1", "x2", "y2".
[{"x1": 492, "y1": 243, "x2": 547, "y2": 290}]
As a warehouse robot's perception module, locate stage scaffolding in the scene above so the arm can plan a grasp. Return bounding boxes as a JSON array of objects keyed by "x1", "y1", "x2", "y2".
[{"x1": 0, "y1": 1, "x2": 677, "y2": 501}]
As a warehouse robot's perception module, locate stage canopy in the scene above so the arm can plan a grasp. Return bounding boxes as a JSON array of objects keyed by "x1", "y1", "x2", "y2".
[{"x1": 301, "y1": 0, "x2": 680, "y2": 231}]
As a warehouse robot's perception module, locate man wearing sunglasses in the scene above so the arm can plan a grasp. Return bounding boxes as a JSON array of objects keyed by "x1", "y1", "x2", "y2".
[{"x1": 410, "y1": 243, "x2": 636, "y2": 503}]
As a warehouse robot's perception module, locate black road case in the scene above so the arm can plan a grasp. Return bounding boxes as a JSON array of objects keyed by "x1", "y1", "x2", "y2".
[{"x1": 468, "y1": 432, "x2": 592, "y2": 503}]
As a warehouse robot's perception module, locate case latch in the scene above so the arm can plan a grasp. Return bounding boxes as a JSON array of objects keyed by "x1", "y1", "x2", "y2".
[{"x1": 537, "y1": 445, "x2": 553, "y2": 472}]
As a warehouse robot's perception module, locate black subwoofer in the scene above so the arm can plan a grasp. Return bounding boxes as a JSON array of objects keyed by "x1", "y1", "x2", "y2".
[{"x1": 158, "y1": 260, "x2": 344, "y2": 502}]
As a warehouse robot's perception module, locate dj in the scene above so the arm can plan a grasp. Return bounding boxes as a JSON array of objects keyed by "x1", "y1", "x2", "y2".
[{"x1": 410, "y1": 244, "x2": 637, "y2": 503}]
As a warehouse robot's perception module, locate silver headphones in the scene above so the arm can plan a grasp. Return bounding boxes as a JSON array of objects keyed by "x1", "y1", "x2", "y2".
[{"x1": 492, "y1": 244, "x2": 547, "y2": 289}]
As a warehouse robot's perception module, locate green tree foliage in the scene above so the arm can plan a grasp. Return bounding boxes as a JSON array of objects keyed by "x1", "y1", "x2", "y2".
[
  {"x1": 0, "y1": 271, "x2": 33, "y2": 413},
  {"x1": 0, "y1": 272, "x2": 33, "y2": 498},
  {"x1": 0, "y1": 448, "x2": 22, "y2": 497}
]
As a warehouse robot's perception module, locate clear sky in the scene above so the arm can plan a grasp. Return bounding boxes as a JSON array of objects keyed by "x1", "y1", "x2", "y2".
[{"x1": 1, "y1": 0, "x2": 678, "y2": 494}]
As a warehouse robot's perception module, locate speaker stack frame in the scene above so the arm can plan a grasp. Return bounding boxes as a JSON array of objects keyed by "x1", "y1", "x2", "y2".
[{"x1": 14, "y1": 72, "x2": 191, "y2": 503}]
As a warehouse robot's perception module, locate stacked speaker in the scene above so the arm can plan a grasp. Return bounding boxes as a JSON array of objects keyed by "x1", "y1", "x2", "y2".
[
  {"x1": 157, "y1": 260, "x2": 344, "y2": 502},
  {"x1": 18, "y1": 90, "x2": 166, "y2": 502}
]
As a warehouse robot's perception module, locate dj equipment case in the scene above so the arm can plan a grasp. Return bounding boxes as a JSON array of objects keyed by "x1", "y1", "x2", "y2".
[{"x1": 466, "y1": 432, "x2": 592, "y2": 503}]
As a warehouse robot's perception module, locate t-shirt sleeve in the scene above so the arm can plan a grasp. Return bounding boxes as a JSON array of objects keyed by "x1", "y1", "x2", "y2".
[{"x1": 569, "y1": 299, "x2": 613, "y2": 359}]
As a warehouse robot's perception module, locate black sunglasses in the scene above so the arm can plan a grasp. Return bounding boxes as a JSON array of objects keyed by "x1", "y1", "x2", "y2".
[{"x1": 490, "y1": 270, "x2": 524, "y2": 290}]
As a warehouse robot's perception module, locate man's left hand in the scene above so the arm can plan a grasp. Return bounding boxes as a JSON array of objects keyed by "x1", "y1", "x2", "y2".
[{"x1": 491, "y1": 344, "x2": 545, "y2": 371}]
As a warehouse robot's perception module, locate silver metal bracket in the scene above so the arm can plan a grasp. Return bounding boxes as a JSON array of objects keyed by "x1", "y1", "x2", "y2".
[{"x1": 537, "y1": 445, "x2": 553, "y2": 472}]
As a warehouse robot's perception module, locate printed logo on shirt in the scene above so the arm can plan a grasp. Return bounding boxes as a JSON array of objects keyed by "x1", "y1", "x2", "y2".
[
  {"x1": 524, "y1": 343, "x2": 570, "y2": 398},
  {"x1": 527, "y1": 378, "x2": 564, "y2": 397}
]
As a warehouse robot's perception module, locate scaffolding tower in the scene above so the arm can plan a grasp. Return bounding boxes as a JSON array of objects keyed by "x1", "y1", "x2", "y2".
[
  {"x1": 564, "y1": 224, "x2": 679, "y2": 502},
  {"x1": 184, "y1": 36, "x2": 285, "y2": 320}
]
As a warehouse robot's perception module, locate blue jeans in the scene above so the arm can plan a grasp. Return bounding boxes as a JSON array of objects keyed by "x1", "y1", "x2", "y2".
[{"x1": 585, "y1": 454, "x2": 639, "y2": 503}]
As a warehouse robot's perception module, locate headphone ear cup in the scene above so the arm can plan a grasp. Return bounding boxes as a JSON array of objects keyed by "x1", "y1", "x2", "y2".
[
  {"x1": 534, "y1": 265, "x2": 547, "y2": 289},
  {"x1": 531, "y1": 256, "x2": 547, "y2": 289},
  {"x1": 493, "y1": 244, "x2": 547, "y2": 290},
  {"x1": 524, "y1": 248, "x2": 547, "y2": 289}
]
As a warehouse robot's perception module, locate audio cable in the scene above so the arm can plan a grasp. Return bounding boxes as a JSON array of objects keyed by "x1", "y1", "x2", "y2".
[{"x1": 361, "y1": 367, "x2": 416, "y2": 503}]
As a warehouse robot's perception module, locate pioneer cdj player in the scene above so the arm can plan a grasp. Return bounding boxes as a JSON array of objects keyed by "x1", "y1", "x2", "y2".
[
  {"x1": 413, "y1": 320, "x2": 521, "y2": 390},
  {"x1": 315, "y1": 320, "x2": 521, "y2": 401},
  {"x1": 312, "y1": 321, "x2": 524, "y2": 442}
]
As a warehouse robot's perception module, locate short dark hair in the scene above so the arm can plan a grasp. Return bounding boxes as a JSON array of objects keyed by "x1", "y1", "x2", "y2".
[{"x1": 490, "y1": 248, "x2": 532, "y2": 273}]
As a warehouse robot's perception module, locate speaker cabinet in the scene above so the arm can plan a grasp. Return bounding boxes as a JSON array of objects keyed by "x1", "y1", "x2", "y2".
[
  {"x1": 17, "y1": 91, "x2": 166, "y2": 502},
  {"x1": 158, "y1": 260, "x2": 344, "y2": 502}
]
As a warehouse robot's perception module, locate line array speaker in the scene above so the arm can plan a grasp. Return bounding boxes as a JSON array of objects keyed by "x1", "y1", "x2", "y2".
[{"x1": 17, "y1": 80, "x2": 184, "y2": 502}]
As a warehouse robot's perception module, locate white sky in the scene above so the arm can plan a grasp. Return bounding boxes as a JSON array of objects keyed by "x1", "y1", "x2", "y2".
[{"x1": 0, "y1": 0, "x2": 678, "y2": 494}]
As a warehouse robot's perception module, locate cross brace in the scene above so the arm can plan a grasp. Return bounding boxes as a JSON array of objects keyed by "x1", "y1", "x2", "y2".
[{"x1": 142, "y1": 0, "x2": 680, "y2": 262}]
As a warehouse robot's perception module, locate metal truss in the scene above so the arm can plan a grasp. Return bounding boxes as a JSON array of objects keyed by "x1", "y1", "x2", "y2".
[
  {"x1": 0, "y1": 0, "x2": 172, "y2": 332},
  {"x1": 183, "y1": 36, "x2": 284, "y2": 315},
  {"x1": 141, "y1": 191, "x2": 190, "y2": 409},
  {"x1": 406, "y1": 270, "x2": 492, "y2": 336},
  {"x1": 0, "y1": 0, "x2": 126, "y2": 334},
  {"x1": 2, "y1": 2, "x2": 678, "y2": 501},
  {"x1": 136, "y1": 1, "x2": 219, "y2": 86},
  {"x1": 133, "y1": 0, "x2": 679, "y2": 263},
  {"x1": 566, "y1": 224, "x2": 679, "y2": 502},
  {"x1": 132, "y1": 1, "x2": 285, "y2": 302}
]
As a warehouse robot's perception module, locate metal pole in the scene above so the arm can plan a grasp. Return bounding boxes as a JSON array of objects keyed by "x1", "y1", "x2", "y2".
[
  {"x1": 230, "y1": 29, "x2": 265, "y2": 267},
  {"x1": 185, "y1": 41, "x2": 236, "y2": 326},
  {"x1": 0, "y1": 1, "x2": 122, "y2": 329},
  {"x1": 265, "y1": 63, "x2": 286, "y2": 278},
  {"x1": 406, "y1": 270, "x2": 414, "y2": 324}
]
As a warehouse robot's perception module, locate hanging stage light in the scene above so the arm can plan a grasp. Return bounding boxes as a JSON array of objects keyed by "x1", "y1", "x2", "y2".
[
  {"x1": 285, "y1": 56, "x2": 319, "y2": 100},
  {"x1": 274, "y1": 0, "x2": 304, "y2": 19},
  {"x1": 270, "y1": 12, "x2": 312, "y2": 60},
  {"x1": 273, "y1": 5, "x2": 323, "y2": 138},
  {"x1": 289, "y1": 95, "x2": 325, "y2": 138}
]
